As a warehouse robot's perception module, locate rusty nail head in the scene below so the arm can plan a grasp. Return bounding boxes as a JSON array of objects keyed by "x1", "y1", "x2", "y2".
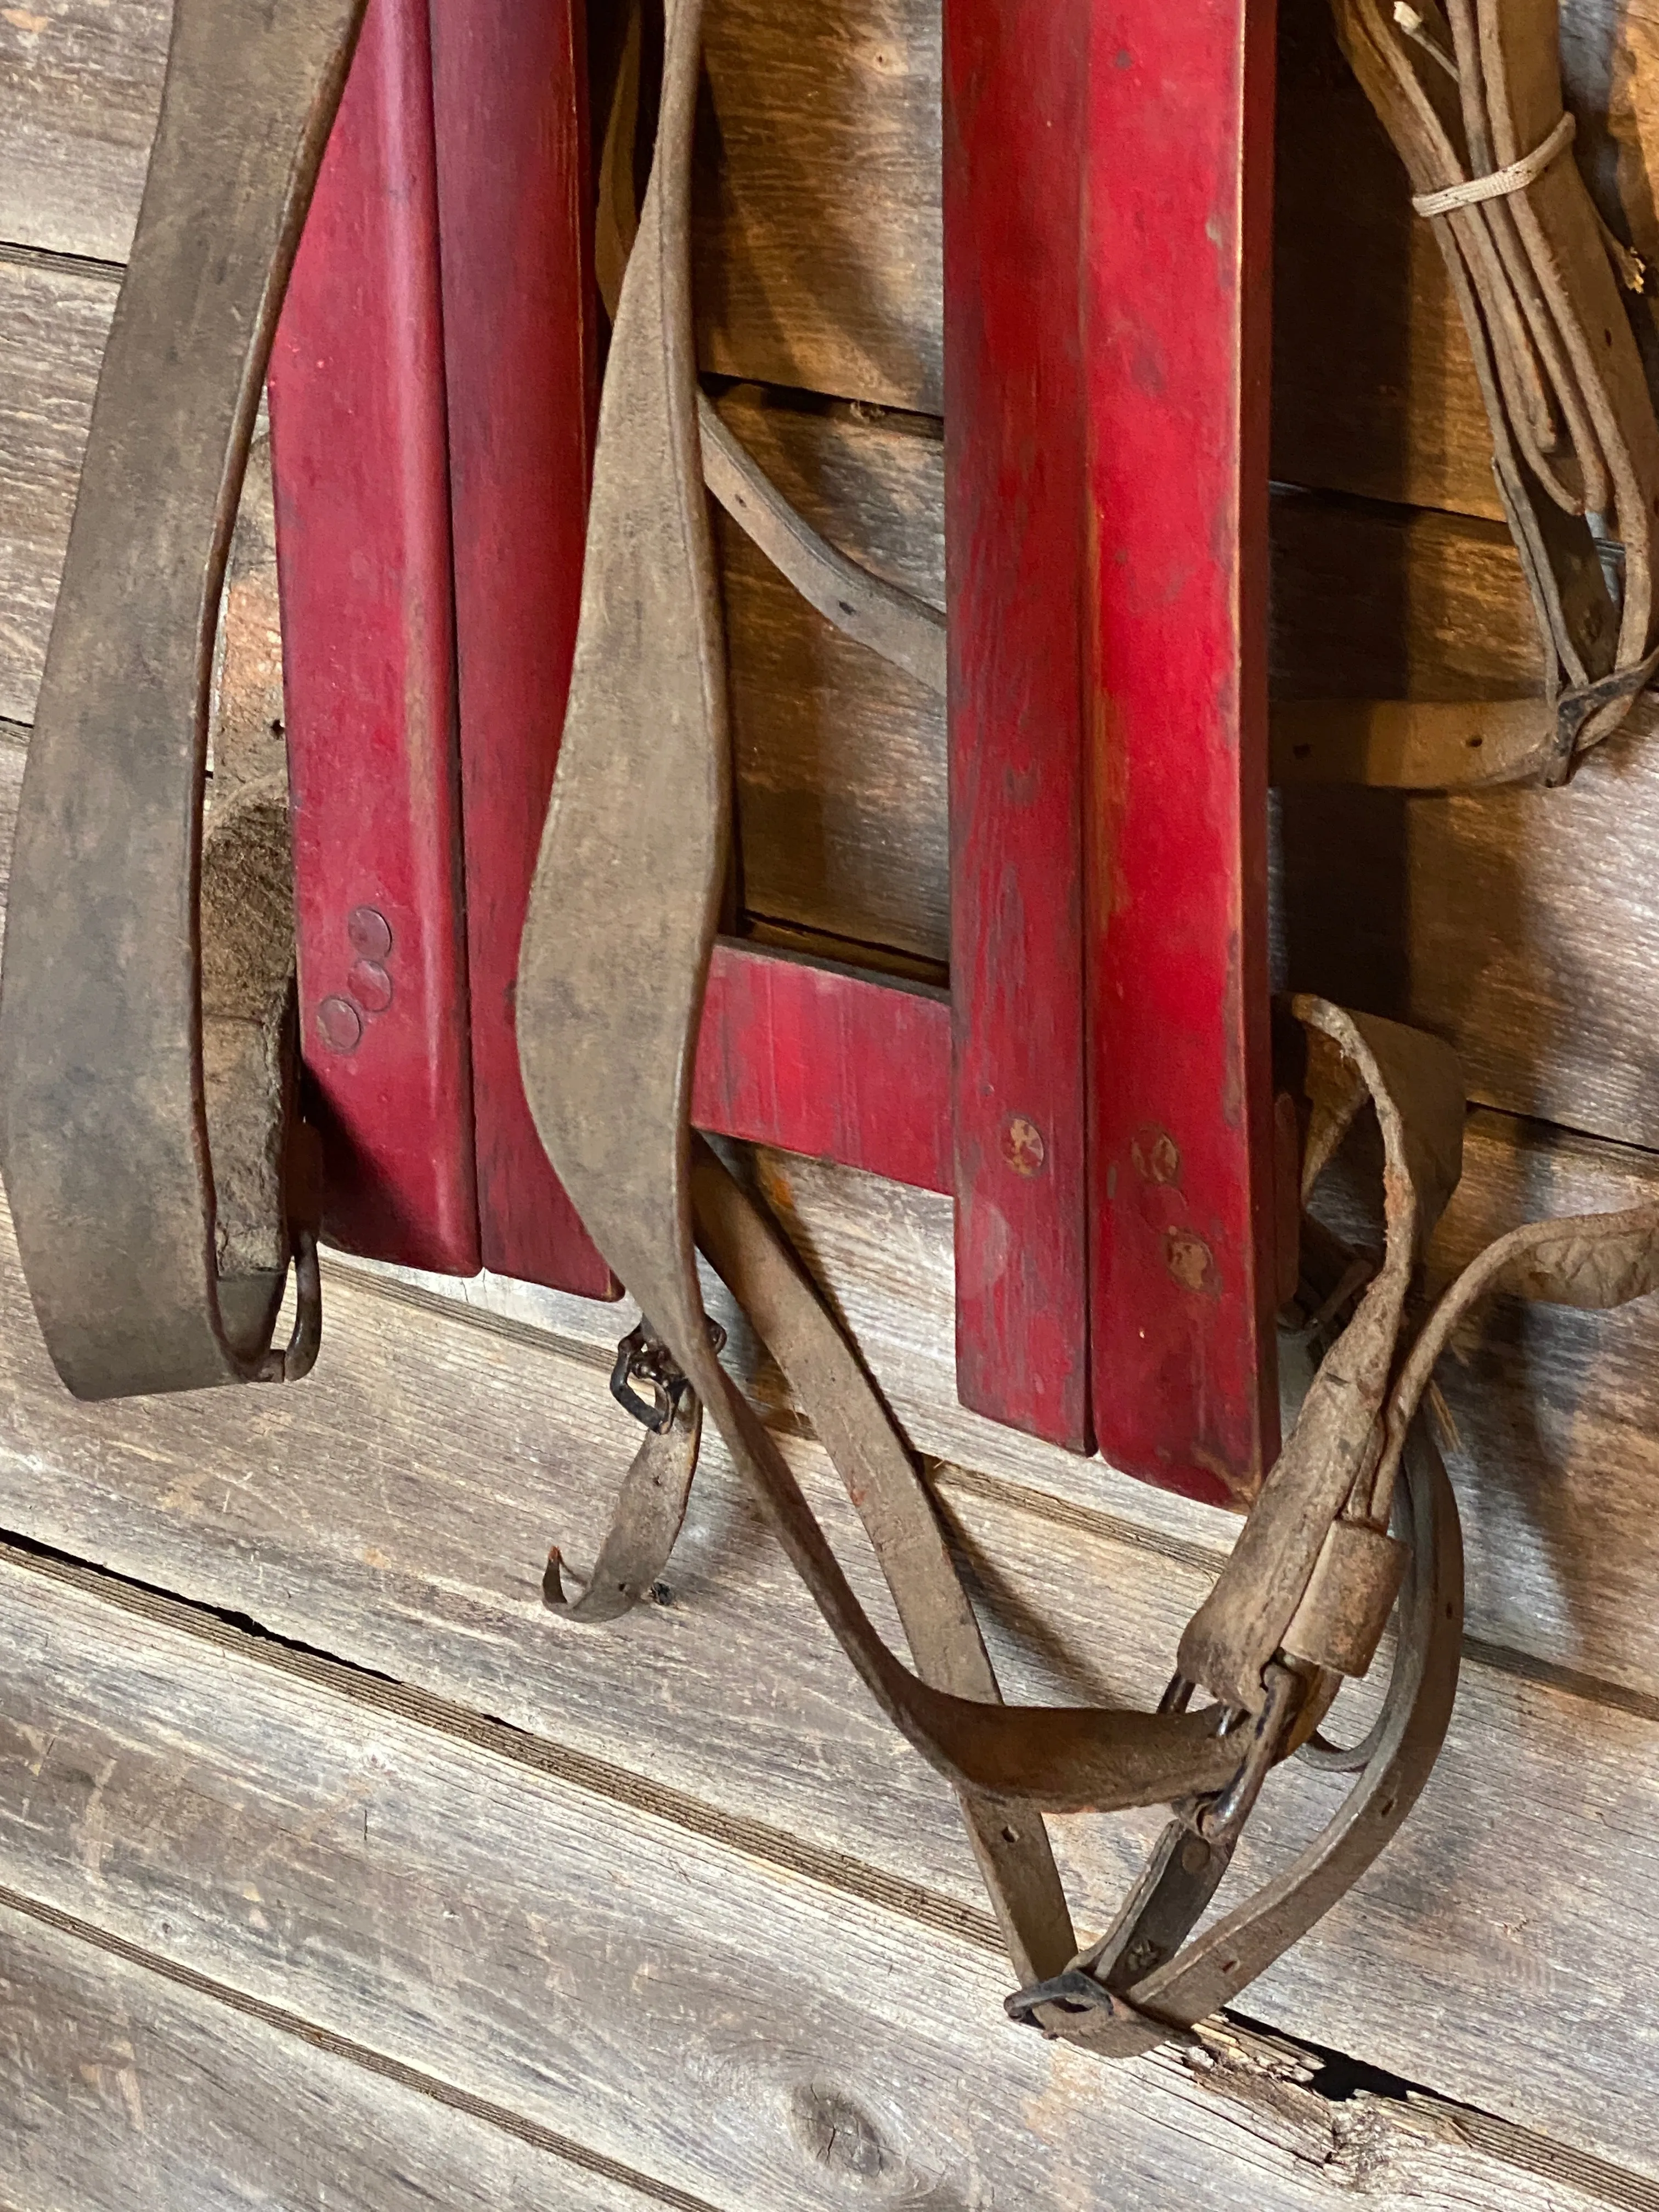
[
  {"x1": 348, "y1": 905, "x2": 393, "y2": 961},
  {"x1": 1001, "y1": 1115, "x2": 1046, "y2": 1177},
  {"x1": 316, "y1": 995, "x2": 362, "y2": 1053},
  {"x1": 1165, "y1": 1227, "x2": 1216, "y2": 1295},
  {"x1": 1131, "y1": 1125, "x2": 1181, "y2": 1185}
]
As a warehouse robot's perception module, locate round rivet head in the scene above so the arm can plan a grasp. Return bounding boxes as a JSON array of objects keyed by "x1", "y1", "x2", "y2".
[
  {"x1": 347, "y1": 958, "x2": 393, "y2": 1014},
  {"x1": 1165, "y1": 1227, "x2": 1217, "y2": 1295},
  {"x1": 1001, "y1": 1114, "x2": 1047, "y2": 1177},
  {"x1": 347, "y1": 905, "x2": 392, "y2": 961},
  {"x1": 316, "y1": 995, "x2": 363, "y2": 1053},
  {"x1": 1131, "y1": 1125, "x2": 1181, "y2": 1186}
]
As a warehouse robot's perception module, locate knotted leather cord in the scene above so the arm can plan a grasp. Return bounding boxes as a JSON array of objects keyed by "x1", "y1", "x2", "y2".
[
  {"x1": 1277, "y1": 0, "x2": 1659, "y2": 791},
  {"x1": 0, "y1": 0, "x2": 353, "y2": 1398}
]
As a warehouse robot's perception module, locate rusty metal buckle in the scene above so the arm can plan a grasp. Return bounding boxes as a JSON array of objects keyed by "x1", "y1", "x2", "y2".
[
  {"x1": 1005, "y1": 1661, "x2": 1306, "y2": 2038},
  {"x1": 610, "y1": 1318, "x2": 727, "y2": 1433}
]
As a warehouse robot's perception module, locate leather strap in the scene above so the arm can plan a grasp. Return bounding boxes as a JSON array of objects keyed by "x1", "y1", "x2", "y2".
[
  {"x1": 1285, "y1": 0, "x2": 1659, "y2": 791},
  {"x1": 1008, "y1": 1427, "x2": 1462, "y2": 2051},
  {"x1": 519, "y1": 0, "x2": 1254, "y2": 1823},
  {"x1": 0, "y1": 0, "x2": 354, "y2": 1396},
  {"x1": 594, "y1": 5, "x2": 946, "y2": 695},
  {"x1": 518, "y1": 0, "x2": 1469, "y2": 2047}
]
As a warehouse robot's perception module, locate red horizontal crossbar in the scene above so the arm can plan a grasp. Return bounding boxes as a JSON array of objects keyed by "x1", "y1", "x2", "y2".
[{"x1": 693, "y1": 943, "x2": 950, "y2": 1195}]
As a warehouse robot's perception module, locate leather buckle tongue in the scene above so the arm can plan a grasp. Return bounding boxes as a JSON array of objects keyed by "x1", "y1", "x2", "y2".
[{"x1": 1195, "y1": 1660, "x2": 1306, "y2": 1845}]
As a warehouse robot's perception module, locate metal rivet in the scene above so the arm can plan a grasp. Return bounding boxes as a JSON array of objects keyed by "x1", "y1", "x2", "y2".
[
  {"x1": 1165, "y1": 1227, "x2": 1217, "y2": 1295},
  {"x1": 347, "y1": 958, "x2": 393, "y2": 1014},
  {"x1": 317, "y1": 995, "x2": 362, "y2": 1053},
  {"x1": 347, "y1": 905, "x2": 393, "y2": 961},
  {"x1": 1001, "y1": 1115, "x2": 1046, "y2": 1177},
  {"x1": 1132, "y1": 1125, "x2": 1181, "y2": 1185}
]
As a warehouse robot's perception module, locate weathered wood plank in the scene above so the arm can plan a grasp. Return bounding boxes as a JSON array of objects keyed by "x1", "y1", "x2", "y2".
[
  {"x1": 0, "y1": 1900, "x2": 663, "y2": 2212},
  {"x1": 0, "y1": 0, "x2": 943, "y2": 408},
  {"x1": 713, "y1": 390, "x2": 947, "y2": 958},
  {"x1": 3, "y1": 1124, "x2": 1659, "y2": 2164},
  {"x1": 0, "y1": 252, "x2": 110, "y2": 727},
  {"x1": 9, "y1": 0, "x2": 1658, "y2": 524},
  {"x1": 1275, "y1": 735, "x2": 1659, "y2": 1156},
  {"x1": 4, "y1": 1548, "x2": 1659, "y2": 2198},
  {"x1": 0, "y1": 0, "x2": 166, "y2": 265}
]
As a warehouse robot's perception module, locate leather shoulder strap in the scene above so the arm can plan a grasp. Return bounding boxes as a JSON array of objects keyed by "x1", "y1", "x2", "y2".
[{"x1": 0, "y1": 0, "x2": 356, "y2": 1396}]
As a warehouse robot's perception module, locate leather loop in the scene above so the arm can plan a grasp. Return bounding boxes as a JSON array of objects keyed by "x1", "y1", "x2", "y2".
[
  {"x1": 1306, "y1": 0, "x2": 1659, "y2": 791},
  {"x1": 0, "y1": 0, "x2": 358, "y2": 1397}
]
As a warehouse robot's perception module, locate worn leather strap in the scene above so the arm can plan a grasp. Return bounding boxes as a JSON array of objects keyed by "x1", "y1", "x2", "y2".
[
  {"x1": 0, "y1": 0, "x2": 356, "y2": 1397},
  {"x1": 687, "y1": 1139, "x2": 1076, "y2": 1989},
  {"x1": 518, "y1": 0, "x2": 1251, "y2": 1821},
  {"x1": 517, "y1": 0, "x2": 1472, "y2": 2047},
  {"x1": 594, "y1": 0, "x2": 946, "y2": 695},
  {"x1": 1284, "y1": 0, "x2": 1659, "y2": 792},
  {"x1": 1011, "y1": 1427, "x2": 1462, "y2": 2050}
]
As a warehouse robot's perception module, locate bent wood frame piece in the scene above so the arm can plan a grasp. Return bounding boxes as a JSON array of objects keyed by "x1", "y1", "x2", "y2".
[{"x1": 270, "y1": 0, "x2": 1277, "y2": 1499}]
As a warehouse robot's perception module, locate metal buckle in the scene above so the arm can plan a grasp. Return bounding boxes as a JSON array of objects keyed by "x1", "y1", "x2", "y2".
[
  {"x1": 610, "y1": 1318, "x2": 727, "y2": 1433},
  {"x1": 1007, "y1": 1660, "x2": 1307, "y2": 2033},
  {"x1": 1004, "y1": 1968, "x2": 1133, "y2": 2034}
]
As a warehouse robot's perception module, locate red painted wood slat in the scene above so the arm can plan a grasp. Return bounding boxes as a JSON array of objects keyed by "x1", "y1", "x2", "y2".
[
  {"x1": 693, "y1": 943, "x2": 951, "y2": 1194},
  {"x1": 430, "y1": 0, "x2": 614, "y2": 1297},
  {"x1": 944, "y1": 0, "x2": 1094, "y2": 1454},
  {"x1": 270, "y1": 0, "x2": 481, "y2": 1275},
  {"x1": 1083, "y1": 1, "x2": 1280, "y2": 1505}
]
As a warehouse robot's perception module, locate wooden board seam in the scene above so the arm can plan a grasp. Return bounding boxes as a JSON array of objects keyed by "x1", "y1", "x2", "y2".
[
  {"x1": 1447, "y1": 2104, "x2": 1659, "y2": 2212},
  {"x1": 0, "y1": 1531, "x2": 1004, "y2": 1953},
  {"x1": 0, "y1": 235, "x2": 121, "y2": 286},
  {"x1": 322, "y1": 1249, "x2": 1659, "y2": 1730},
  {"x1": 6, "y1": 1561, "x2": 1657, "y2": 2212},
  {"x1": 0, "y1": 1881, "x2": 721, "y2": 2212}
]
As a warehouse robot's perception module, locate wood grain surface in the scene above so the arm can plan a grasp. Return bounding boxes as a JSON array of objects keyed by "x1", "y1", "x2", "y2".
[
  {"x1": 0, "y1": 1900, "x2": 667, "y2": 2212},
  {"x1": 7, "y1": 1900, "x2": 1634, "y2": 2212},
  {"x1": 0, "y1": 1139, "x2": 1656, "y2": 2167},
  {"x1": 11, "y1": 0, "x2": 1659, "y2": 521},
  {"x1": 1, "y1": 1547, "x2": 1657, "y2": 2204}
]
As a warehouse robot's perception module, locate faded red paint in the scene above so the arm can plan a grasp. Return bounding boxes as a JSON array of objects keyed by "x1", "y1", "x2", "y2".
[
  {"x1": 945, "y1": 0, "x2": 1093, "y2": 1452},
  {"x1": 1083, "y1": 0, "x2": 1280, "y2": 1504},
  {"x1": 693, "y1": 943, "x2": 951, "y2": 1195},
  {"x1": 272, "y1": 0, "x2": 481, "y2": 1274},
  {"x1": 431, "y1": 0, "x2": 613, "y2": 1297}
]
